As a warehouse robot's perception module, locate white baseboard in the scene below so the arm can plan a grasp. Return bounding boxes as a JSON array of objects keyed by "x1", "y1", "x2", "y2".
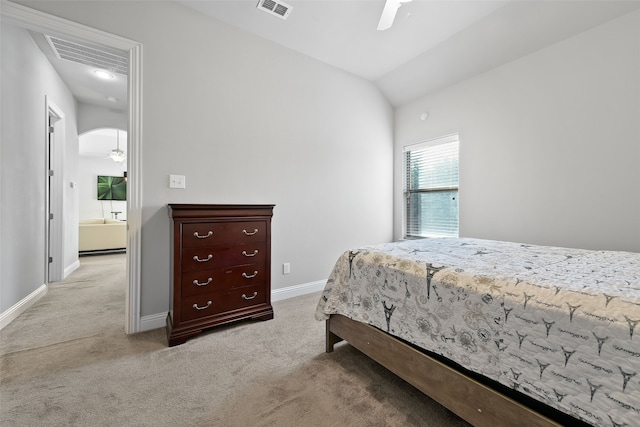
[
  {"x1": 64, "y1": 260, "x2": 81, "y2": 279},
  {"x1": 138, "y1": 280, "x2": 327, "y2": 333},
  {"x1": 271, "y1": 279, "x2": 326, "y2": 302},
  {"x1": 0, "y1": 284, "x2": 47, "y2": 331},
  {"x1": 139, "y1": 312, "x2": 167, "y2": 332}
]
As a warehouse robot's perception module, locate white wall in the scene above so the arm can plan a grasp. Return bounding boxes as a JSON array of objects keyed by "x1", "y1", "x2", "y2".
[
  {"x1": 0, "y1": 22, "x2": 80, "y2": 312},
  {"x1": 14, "y1": 1, "x2": 394, "y2": 318},
  {"x1": 78, "y1": 159, "x2": 127, "y2": 221},
  {"x1": 394, "y1": 9, "x2": 640, "y2": 252},
  {"x1": 77, "y1": 102, "x2": 127, "y2": 135}
]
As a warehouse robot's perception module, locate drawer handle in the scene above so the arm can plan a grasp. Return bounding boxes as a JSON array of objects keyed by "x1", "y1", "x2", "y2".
[
  {"x1": 193, "y1": 254, "x2": 213, "y2": 263},
  {"x1": 193, "y1": 301, "x2": 212, "y2": 310},
  {"x1": 242, "y1": 228, "x2": 259, "y2": 236},
  {"x1": 242, "y1": 292, "x2": 258, "y2": 300},
  {"x1": 193, "y1": 231, "x2": 213, "y2": 239},
  {"x1": 242, "y1": 271, "x2": 258, "y2": 279},
  {"x1": 242, "y1": 250, "x2": 259, "y2": 257},
  {"x1": 193, "y1": 277, "x2": 212, "y2": 287}
]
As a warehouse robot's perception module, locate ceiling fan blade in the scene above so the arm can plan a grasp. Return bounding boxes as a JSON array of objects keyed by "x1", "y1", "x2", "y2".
[
  {"x1": 377, "y1": 0, "x2": 412, "y2": 31},
  {"x1": 377, "y1": 0, "x2": 399, "y2": 31}
]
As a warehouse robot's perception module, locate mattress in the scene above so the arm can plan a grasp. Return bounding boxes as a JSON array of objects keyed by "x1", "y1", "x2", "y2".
[{"x1": 315, "y1": 238, "x2": 640, "y2": 426}]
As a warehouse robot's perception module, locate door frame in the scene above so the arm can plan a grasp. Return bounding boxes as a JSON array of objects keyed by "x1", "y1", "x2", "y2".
[
  {"x1": 1, "y1": 1, "x2": 144, "y2": 334},
  {"x1": 46, "y1": 98, "x2": 65, "y2": 283}
]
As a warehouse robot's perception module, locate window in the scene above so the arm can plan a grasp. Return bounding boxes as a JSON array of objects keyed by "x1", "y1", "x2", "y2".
[{"x1": 403, "y1": 134, "x2": 459, "y2": 238}]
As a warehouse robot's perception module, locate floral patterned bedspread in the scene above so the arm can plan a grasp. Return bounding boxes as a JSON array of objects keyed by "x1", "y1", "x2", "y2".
[{"x1": 315, "y1": 238, "x2": 640, "y2": 427}]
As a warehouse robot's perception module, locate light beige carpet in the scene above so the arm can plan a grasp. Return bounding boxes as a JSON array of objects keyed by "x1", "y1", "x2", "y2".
[{"x1": 0, "y1": 254, "x2": 470, "y2": 426}]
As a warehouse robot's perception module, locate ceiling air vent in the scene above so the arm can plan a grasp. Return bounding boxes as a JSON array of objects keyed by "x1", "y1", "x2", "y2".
[
  {"x1": 46, "y1": 35, "x2": 128, "y2": 75},
  {"x1": 257, "y1": 0, "x2": 292, "y2": 20}
]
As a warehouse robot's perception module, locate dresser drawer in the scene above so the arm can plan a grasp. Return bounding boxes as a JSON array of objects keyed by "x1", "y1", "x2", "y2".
[
  {"x1": 181, "y1": 265, "x2": 265, "y2": 297},
  {"x1": 180, "y1": 284, "x2": 267, "y2": 322},
  {"x1": 181, "y1": 244, "x2": 266, "y2": 272},
  {"x1": 182, "y1": 221, "x2": 266, "y2": 247}
]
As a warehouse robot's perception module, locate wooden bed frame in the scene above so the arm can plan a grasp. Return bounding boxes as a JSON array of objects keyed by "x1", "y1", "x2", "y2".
[{"x1": 326, "y1": 314, "x2": 568, "y2": 427}]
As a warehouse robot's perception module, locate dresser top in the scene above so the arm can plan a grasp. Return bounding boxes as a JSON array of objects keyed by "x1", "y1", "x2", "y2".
[{"x1": 168, "y1": 204, "x2": 275, "y2": 219}]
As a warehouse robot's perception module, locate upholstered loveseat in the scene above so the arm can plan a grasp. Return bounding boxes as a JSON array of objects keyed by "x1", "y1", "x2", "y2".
[{"x1": 78, "y1": 218, "x2": 126, "y2": 252}]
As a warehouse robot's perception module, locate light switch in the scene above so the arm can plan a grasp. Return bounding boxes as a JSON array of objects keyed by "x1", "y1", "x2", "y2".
[{"x1": 169, "y1": 174, "x2": 186, "y2": 189}]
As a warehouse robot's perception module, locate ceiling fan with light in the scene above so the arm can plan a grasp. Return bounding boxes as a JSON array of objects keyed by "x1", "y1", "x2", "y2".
[{"x1": 377, "y1": 0, "x2": 412, "y2": 31}]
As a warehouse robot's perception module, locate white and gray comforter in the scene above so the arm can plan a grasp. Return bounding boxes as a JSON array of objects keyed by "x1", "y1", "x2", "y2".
[{"x1": 316, "y1": 238, "x2": 640, "y2": 426}]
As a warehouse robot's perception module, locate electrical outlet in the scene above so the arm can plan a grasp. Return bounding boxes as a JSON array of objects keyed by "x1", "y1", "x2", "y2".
[
  {"x1": 169, "y1": 174, "x2": 186, "y2": 189},
  {"x1": 283, "y1": 263, "x2": 290, "y2": 275}
]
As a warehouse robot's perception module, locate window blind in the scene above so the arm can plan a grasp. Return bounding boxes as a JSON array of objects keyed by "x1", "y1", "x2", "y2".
[{"x1": 404, "y1": 134, "x2": 459, "y2": 238}]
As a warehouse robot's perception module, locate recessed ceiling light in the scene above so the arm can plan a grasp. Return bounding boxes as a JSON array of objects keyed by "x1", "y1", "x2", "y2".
[{"x1": 94, "y1": 69, "x2": 114, "y2": 79}]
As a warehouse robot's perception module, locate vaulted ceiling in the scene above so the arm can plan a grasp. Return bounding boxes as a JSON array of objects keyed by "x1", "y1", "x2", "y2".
[
  {"x1": 180, "y1": 0, "x2": 640, "y2": 106},
  {"x1": 28, "y1": 0, "x2": 640, "y2": 110}
]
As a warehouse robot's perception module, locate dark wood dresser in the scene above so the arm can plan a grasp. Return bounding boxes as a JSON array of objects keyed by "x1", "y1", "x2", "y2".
[{"x1": 166, "y1": 204, "x2": 275, "y2": 346}]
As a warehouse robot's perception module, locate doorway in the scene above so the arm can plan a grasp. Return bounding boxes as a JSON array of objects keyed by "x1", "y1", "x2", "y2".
[
  {"x1": 1, "y1": 3, "x2": 143, "y2": 333},
  {"x1": 46, "y1": 98, "x2": 65, "y2": 283},
  {"x1": 78, "y1": 129, "x2": 128, "y2": 254}
]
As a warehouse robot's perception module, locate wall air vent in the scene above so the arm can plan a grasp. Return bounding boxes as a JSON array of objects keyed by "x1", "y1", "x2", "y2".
[
  {"x1": 257, "y1": 0, "x2": 292, "y2": 20},
  {"x1": 45, "y1": 35, "x2": 128, "y2": 75}
]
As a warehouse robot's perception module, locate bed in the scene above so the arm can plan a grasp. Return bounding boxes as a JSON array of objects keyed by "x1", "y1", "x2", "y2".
[{"x1": 315, "y1": 238, "x2": 640, "y2": 427}]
